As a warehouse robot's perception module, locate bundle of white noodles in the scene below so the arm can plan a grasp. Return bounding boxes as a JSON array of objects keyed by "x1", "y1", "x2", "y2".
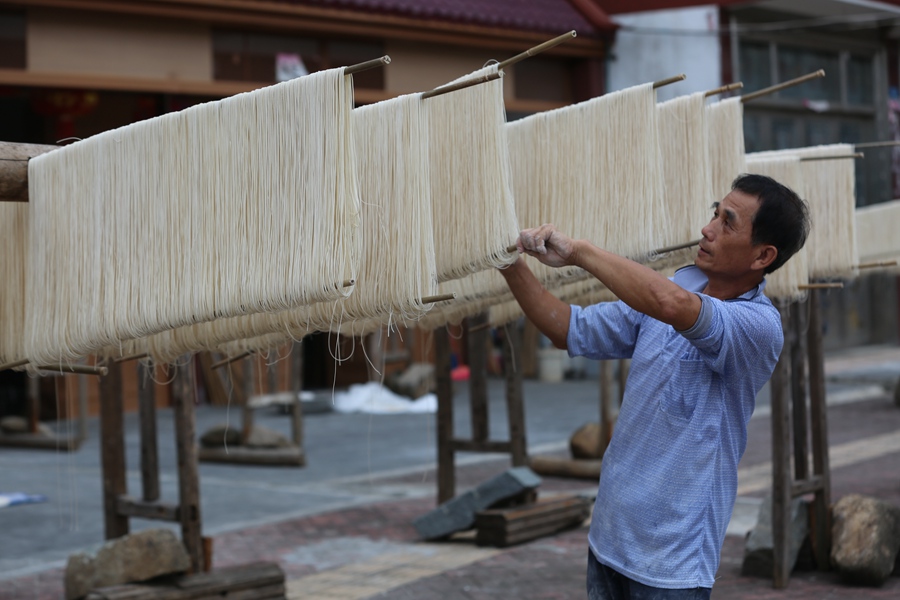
[
  {"x1": 752, "y1": 144, "x2": 857, "y2": 280},
  {"x1": 428, "y1": 65, "x2": 519, "y2": 281},
  {"x1": 27, "y1": 67, "x2": 359, "y2": 365},
  {"x1": 744, "y1": 153, "x2": 809, "y2": 301},
  {"x1": 707, "y1": 97, "x2": 747, "y2": 200},
  {"x1": 0, "y1": 203, "x2": 27, "y2": 365},
  {"x1": 855, "y1": 199, "x2": 900, "y2": 272}
]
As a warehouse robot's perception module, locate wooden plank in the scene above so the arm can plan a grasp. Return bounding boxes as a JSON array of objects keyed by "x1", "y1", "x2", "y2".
[
  {"x1": 99, "y1": 360, "x2": 129, "y2": 540},
  {"x1": 789, "y1": 301, "x2": 810, "y2": 481},
  {"x1": 467, "y1": 313, "x2": 489, "y2": 442},
  {"x1": 176, "y1": 562, "x2": 283, "y2": 591},
  {"x1": 504, "y1": 324, "x2": 528, "y2": 467},
  {"x1": 528, "y1": 456, "x2": 602, "y2": 480},
  {"x1": 173, "y1": 358, "x2": 204, "y2": 573},
  {"x1": 475, "y1": 497, "x2": 590, "y2": 547},
  {"x1": 116, "y1": 496, "x2": 180, "y2": 522},
  {"x1": 770, "y1": 303, "x2": 793, "y2": 589},
  {"x1": 806, "y1": 290, "x2": 832, "y2": 571},
  {"x1": 434, "y1": 327, "x2": 455, "y2": 504},
  {"x1": 137, "y1": 362, "x2": 160, "y2": 502},
  {"x1": 198, "y1": 446, "x2": 305, "y2": 466},
  {"x1": 791, "y1": 476, "x2": 824, "y2": 498}
]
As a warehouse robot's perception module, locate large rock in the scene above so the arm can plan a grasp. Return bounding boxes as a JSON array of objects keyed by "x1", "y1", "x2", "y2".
[
  {"x1": 387, "y1": 362, "x2": 435, "y2": 399},
  {"x1": 831, "y1": 494, "x2": 900, "y2": 586},
  {"x1": 413, "y1": 467, "x2": 541, "y2": 540},
  {"x1": 199, "y1": 424, "x2": 242, "y2": 448},
  {"x1": 244, "y1": 425, "x2": 291, "y2": 448},
  {"x1": 569, "y1": 422, "x2": 603, "y2": 459},
  {"x1": 64, "y1": 529, "x2": 191, "y2": 600},
  {"x1": 741, "y1": 494, "x2": 809, "y2": 577}
]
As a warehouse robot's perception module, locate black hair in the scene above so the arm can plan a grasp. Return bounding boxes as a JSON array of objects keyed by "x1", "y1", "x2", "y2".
[{"x1": 732, "y1": 173, "x2": 810, "y2": 274}]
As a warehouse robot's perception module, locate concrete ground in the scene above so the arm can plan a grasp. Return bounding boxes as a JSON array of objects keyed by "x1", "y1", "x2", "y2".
[{"x1": 1, "y1": 344, "x2": 899, "y2": 599}]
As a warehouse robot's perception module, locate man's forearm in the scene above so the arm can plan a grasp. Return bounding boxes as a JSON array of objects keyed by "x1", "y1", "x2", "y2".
[
  {"x1": 570, "y1": 240, "x2": 700, "y2": 331},
  {"x1": 499, "y1": 259, "x2": 571, "y2": 349}
]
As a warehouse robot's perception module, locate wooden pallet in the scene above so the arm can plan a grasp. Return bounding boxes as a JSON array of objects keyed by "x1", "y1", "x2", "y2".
[
  {"x1": 475, "y1": 495, "x2": 591, "y2": 548},
  {"x1": 85, "y1": 561, "x2": 285, "y2": 600}
]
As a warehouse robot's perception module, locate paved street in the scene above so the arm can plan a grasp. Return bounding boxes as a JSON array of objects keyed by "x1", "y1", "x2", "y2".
[{"x1": 1, "y1": 345, "x2": 898, "y2": 599}]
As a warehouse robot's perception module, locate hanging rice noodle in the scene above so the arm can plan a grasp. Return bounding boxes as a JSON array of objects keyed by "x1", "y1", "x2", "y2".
[
  {"x1": 855, "y1": 199, "x2": 900, "y2": 271},
  {"x1": 744, "y1": 154, "x2": 809, "y2": 301},
  {"x1": 656, "y1": 91, "x2": 712, "y2": 248},
  {"x1": 428, "y1": 65, "x2": 519, "y2": 281},
  {"x1": 706, "y1": 97, "x2": 747, "y2": 200},
  {"x1": 752, "y1": 144, "x2": 857, "y2": 280},
  {"x1": 27, "y1": 67, "x2": 359, "y2": 365}
]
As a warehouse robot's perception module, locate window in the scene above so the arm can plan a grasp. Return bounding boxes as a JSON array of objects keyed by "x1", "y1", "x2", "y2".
[
  {"x1": 738, "y1": 41, "x2": 770, "y2": 95},
  {"x1": 847, "y1": 54, "x2": 874, "y2": 106},
  {"x1": 0, "y1": 11, "x2": 25, "y2": 69},
  {"x1": 213, "y1": 30, "x2": 384, "y2": 89},
  {"x1": 777, "y1": 46, "x2": 840, "y2": 102}
]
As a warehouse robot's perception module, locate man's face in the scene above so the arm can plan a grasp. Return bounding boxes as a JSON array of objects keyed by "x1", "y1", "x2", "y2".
[{"x1": 695, "y1": 189, "x2": 764, "y2": 279}]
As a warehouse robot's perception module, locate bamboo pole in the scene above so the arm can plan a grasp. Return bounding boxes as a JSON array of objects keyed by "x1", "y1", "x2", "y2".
[
  {"x1": 36, "y1": 364, "x2": 108, "y2": 376},
  {"x1": 344, "y1": 55, "x2": 391, "y2": 75},
  {"x1": 506, "y1": 238, "x2": 702, "y2": 255},
  {"x1": 0, "y1": 142, "x2": 58, "y2": 202},
  {"x1": 704, "y1": 82, "x2": 743, "y2": 98},
  {"x1": 114, "y1": 352, "x2": 149, "y2": 363},
  {"x1": 497, "y1": 31, "x2": 577, "y2": 70},
  {"x1": 741, "y1": 69, "x2": 825, "y2": 103},
  {"x1": 0, "y1": 358, "x2": 29, "y2": 371},
  {"x1": 422, "y1": 293, "x2": 457, "y2": 303},
  {"x1": 421, "y1": 72, "x2": 502, "y2": 100},
  {"x1": 858, "y1": 260, "x2": 898, "y2": 269},
  {"x1": 653, "y1": 74, "x2": 686, "y2": 89},
  {"x1": 343, "y1": 279, "x2": 356, "y2": 287},
  {"x1": 854, "y1": 140, "x2": 900, "y2": 149},
  {"x1": 798, "y1": 282, "x2": 844, "y2": 290},
  {"x1": 212, "y1": 351, "x2": 252, "y2": 370},
  {"x1": 799, "y1": 153, "x2": 864, "y2": 161}
]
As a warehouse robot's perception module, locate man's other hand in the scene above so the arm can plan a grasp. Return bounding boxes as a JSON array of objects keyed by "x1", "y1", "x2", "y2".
[{"x1": 517, "y1": 224, "x2": 577, "y2": 268}]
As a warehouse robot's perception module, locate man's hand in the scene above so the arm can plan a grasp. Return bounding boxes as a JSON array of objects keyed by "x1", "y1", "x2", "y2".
[{"x1": 517, "y1": 224, "x2": 578, "y2": 268}]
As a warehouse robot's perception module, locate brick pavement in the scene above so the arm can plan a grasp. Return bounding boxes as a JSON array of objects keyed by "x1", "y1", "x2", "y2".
[{"x1": 1, "y1": 364, "x2": 899, "y2": 599}]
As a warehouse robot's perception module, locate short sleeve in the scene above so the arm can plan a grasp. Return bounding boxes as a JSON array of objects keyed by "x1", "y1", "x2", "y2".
[{"x1": 567, "y1": 301, "x2": 643, "y2": 360}]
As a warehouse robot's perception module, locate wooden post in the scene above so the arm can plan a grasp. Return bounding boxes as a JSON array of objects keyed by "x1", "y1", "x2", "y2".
[
  {"x1": 77, "y1": 370, "x2": 89, "y2": 442},
  {"x1": 137, "y1": 362, "x2": 160, "y2": 503},
  {"x1": 504, "y1": 324, "x2": 527, "y2": 467},
  {"x1": 98, "y1": 361, "x2": 129, "y2": 539},
  {"x1": 789, "y1": 301, "x2": 810, "y2": 481},
  {"x1": 467, "y1": 313, "x2": 489, "y2": 442},
  {"x1": 806, "y1": 290, "x2": 832, "y2": 571},
  {"x1": 173, "y1": 357, "x2": 204, "y2": 572},
  {"x1": 434, "y1": 327, "x2": 455, "y2": 503},
  {"x1": 27, "y1": 375, "x2": 40, "y2": 434},
  {"x1": 242, "y1": 356, "x2": 254, "y2": 443},
  {"x1": 771, "y1": 303, "x2": 793, "y2": 589},
  {"x1": 290, "y1": 340, "x2": 304, "y2": 447}
]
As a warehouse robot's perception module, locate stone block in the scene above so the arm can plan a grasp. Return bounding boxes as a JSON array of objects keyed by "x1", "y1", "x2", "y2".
[
  {"x1": 244, "y1": 425, "x2": 291, "y2": 448},
  {"x1": 199, "y1": 424, "x2": 242, "y2": 448},
  {"x1": 413, "y1": 467, "x2": 541, "y2": 540},
  {"x1": 387, "y1": 362, "x2": 435, "y2": 399},
  {"x1": 569, "y1": 422, "x2": 603, "y2": 459},
  {"x1": 64, "y1": 529, "x2": 191, "y2": 600},
  {"x1": 832, "y1": 494, "x2": 900, "y2": 586},
  {"x1": 741, "y1": 494, "x2": 809, "y2": 577}
]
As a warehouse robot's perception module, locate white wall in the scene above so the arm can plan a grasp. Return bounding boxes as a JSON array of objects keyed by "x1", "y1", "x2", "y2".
[{"x1": 607, "y1": 5, "x2": 723, "y2": 102}]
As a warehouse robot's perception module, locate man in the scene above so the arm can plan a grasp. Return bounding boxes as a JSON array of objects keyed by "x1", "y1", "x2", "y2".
[{"x1": 499, "y1": 174, "x2": 810, "y2": 599}]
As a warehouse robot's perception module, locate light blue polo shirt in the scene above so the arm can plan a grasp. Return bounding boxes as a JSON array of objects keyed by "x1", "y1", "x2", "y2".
[{"x1": 567, "y1": 265, "x2": 782, "y2": 589}]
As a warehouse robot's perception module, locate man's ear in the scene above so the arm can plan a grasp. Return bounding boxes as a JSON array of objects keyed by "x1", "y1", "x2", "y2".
[{"x1": 752, "y1": 244, "x2": 777, "y2": 272}]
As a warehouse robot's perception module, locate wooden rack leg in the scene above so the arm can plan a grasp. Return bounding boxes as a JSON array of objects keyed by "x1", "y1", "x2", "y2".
[
  {"x1": 291, "y1": 341, "x2": 304, "y2": 448},
  {"x1": 138, "y1": 362, "x2": 160, "y2": 502},
  {"x1": 467, "y1": 313, "x2": 489, "y2": 442},
  {"x1": 173, "y1": 358, "x2": 204, "y2": 573},
  {"x1": 435, "y1": 328, "x2": 455, "y2": 504},
  {"x1": 790, "y1": 301, "x2": 810, "y2": 481},
  {"x1": 77, "y1": 369, "x2": 89, "y2": 442},
  {"x1": 242, "y1": 357, "x2": 254, "y2": 443},
  {"x1": 27, "y1": 375, "x2": 40, "y2": 434},
  {"x1": 771, "y1": 303, "x2": 793, "y2": 589},
  {"x1": 807, "y1": 290, "x2": 832, "y2": 570},
  {"x1": 504, "y1": 324, "x2": 527, "y2": 467},
  {"x1": 99, "y1": 360, "x2": 129, "y2": 539}
]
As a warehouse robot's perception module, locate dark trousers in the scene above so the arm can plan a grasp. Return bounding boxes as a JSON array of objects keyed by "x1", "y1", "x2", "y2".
[{"x1": 587, "y1": 550, "x2": 711, "y2": 600}]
